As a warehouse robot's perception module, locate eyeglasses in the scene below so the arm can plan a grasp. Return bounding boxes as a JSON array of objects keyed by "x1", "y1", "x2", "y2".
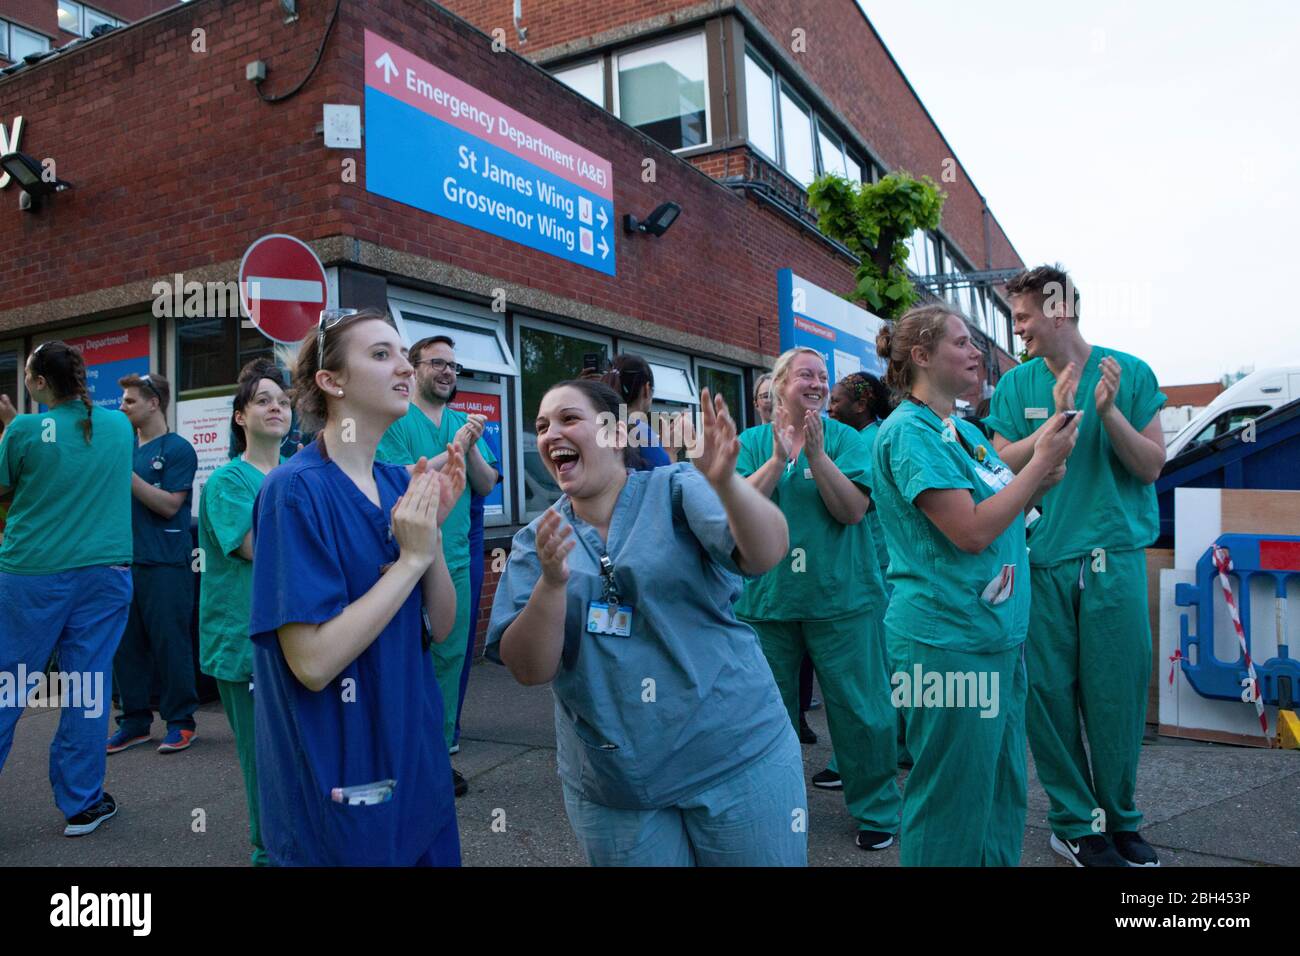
[
  {"x1": 317, "y1": 309, "x2": 359, "y2": 368},
  {"x1": 414, "y1": 358, "x2": 463, "y2": 375},
  {"x1": 137, "y1": 373, "x2": 163, "y2": 404}
]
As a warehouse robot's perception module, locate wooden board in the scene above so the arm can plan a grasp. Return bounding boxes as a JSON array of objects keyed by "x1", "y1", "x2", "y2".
[
  {"x1": 1221, "y1": 489, "x2": 1300, "y2": 535},
  {"x1": 1146, "y1": 548, "x2": 1175, "y2": 728}
]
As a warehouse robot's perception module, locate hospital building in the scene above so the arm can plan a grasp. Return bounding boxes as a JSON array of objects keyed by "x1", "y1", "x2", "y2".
[{"x1": 0, "y1": 0, "x2": 1027, "y2": 644}]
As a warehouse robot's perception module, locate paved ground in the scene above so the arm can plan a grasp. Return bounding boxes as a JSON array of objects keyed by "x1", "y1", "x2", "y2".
[{"x1": 2, "y1": 660, "x2": 1298, "y2": 866}]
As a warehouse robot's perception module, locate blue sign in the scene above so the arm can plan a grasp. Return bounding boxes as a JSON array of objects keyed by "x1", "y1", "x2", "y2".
[
  {"x1": 777, "y1": 270, "x2": 886, "y2": 383},
  {"x1": 364, "y1": 31, "x2": 616, "y2": 276}
]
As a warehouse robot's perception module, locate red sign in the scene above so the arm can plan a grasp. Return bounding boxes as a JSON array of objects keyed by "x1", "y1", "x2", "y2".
[{"x1": 238, "y1": 234, "x2": 328, "y2": 345}]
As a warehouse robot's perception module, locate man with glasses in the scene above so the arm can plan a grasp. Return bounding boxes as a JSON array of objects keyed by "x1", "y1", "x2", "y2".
[
  {"x1": 109, "y1": 372, "x2": 200, "y2": 755},
  {"x1": 377, "y1": 335, "x2": 499, "y2": 796}
]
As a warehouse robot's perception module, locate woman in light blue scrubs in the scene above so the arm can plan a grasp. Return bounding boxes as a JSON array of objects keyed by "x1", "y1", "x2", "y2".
[
  {"x1": 488, "y1": 380, "x2": 806, "y2": 866},
  {"x1": 248, "y1": 308, "x2": 463, "y2": 867}
]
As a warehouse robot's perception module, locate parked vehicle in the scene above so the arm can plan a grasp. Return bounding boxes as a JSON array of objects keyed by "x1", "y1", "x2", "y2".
[{"x1": 1165, "y1": 367, "x2": 1300, "y2": 460}]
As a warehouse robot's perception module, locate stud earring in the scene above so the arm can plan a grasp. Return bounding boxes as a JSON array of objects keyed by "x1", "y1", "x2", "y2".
[{"x1": 337, "y1": 389, "x2": 345, "y2": 397}]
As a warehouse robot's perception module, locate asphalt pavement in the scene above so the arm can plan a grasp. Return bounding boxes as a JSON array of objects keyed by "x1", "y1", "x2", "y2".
[{"x1": 2, "y1": 660, "x2": 1297, "y2": 866}]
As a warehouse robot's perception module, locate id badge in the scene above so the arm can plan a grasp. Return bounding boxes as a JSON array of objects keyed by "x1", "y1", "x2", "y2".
[{"x1": 586, "y1": 601, "x2": 634, "y2": 637}]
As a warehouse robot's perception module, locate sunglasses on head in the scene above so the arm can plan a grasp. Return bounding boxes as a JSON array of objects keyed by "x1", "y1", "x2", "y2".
[
  {"x1": 136, "y1": 373, "x2": 163, "y2": 405},
  {"x1": 317, "y1": 308, "x2": 359, "y2": 368}
]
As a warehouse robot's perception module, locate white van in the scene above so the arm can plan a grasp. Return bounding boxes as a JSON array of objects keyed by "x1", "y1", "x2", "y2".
[{"x1": 1165, "y1": 367, "x2": 1300, "y2": 461}]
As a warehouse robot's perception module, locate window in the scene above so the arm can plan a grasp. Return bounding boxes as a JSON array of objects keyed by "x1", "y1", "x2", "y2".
[
  {"x1": 58, "y1": 1, "x2": 83, "y2": 34},
  {"x1": 176, "y1": 317, "x2": 273, "y2": 394},
  {"x1": 85, "y1": 7, "x2": 118, "y2": 34},
  {"x1": 907, "y1": 229, "x2": 933, "y2": 278},
  {"x1": 0, "y1": 345, "x2": 19, "y2": 424},
  {"x1": 744, "y1": 51, "x2": 777, "y2": 160},
  {"x1": 0, "y1": 22, "x2": 8, "y2": 59},
  {"x1": 844, "y1": 152, "x2": 862, "y2": 184},
  {"x1": 1188, "y1": 406, "x2": 1272, "y2": 451},
  {"x1": 553, "y1": 59, "x2": 604, "y2": 108},
  {"x1": 696, "y1": 363, "x2": 744, "y2": 427},
  {"x1": 9, "y1": 25, "x2": 50, "y2": 60},
  {"x1": 778, "y1": 85, "x2": 814, "y2": 187},
  {"x1": 616, "y1": 33, "x2": 709, "y2": 151},
  {"x1": 518, "y1": 324, "x2": 610, "y2": 519},
  {"x1": 816, "y1": 122, "x2": 847, "y2": 178}
]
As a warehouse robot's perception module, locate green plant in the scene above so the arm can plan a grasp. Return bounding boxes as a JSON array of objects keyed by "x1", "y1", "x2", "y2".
[{"x1": 806, "y1": 171, "x2": 946, "y2": 320}]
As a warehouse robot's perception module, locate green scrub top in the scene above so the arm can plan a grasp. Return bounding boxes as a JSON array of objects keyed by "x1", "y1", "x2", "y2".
[
  {"x1": 131, "y1": 432, "x2": 198, "y2": 567},
  {"x1": 198, "y1": 456, "x2": 280, "y2": 682},
  {"x1": 872, "y1": 400, "x2": 1029, "y2": 654},
  {"x1": 983, "y1": 346, "x2": 1166, "y2": 566},
  {"x1": 734, "y1": 417, "x2": 886, "y2": 621},
  {"x1": 860, "y1": 420, "x2": 890, "y2": 576},
  {"x1": 0, "y1": 403, "x2": 134, "y2": 574},
  {"x1": 375, "y1": 402, "x2": 497, "y2": 574}
]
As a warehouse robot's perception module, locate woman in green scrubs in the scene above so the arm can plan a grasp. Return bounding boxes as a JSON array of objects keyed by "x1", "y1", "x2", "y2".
[
  {"x1": 735, "y1": 347, "x2": 899, "y2": 851},
  {"x1": 871, "y1": 305, "x2": 1076, "y2": 866},
  {"x1": 197, "y1": 359, "x2": 291, "y2": 866}
]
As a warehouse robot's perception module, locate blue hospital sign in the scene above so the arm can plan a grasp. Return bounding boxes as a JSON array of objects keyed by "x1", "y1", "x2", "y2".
[
  {"x1": 777, "y1": 270, "x2": 887, "y2": 382},
  {"x1": 364, "y1": 30, "x2": 616, "y2": 276}
]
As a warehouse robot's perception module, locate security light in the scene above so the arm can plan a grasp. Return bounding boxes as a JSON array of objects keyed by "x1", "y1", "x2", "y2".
[
  {"x1": 0, "y1": 151, "x2": 73, "y2": 211},
  {"x1": 623, "y1": 201, "x2": 681, "y2": 237}
]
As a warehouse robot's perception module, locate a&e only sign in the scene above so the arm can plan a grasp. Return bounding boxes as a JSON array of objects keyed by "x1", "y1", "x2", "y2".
[{"x1": 363, "y1": 30, "x2": 616, "y2": 276}]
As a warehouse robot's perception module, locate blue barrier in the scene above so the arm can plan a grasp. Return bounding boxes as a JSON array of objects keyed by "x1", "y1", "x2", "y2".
[{"x1": 1174, "y1": 533, "x2": 1300, "y2": 705}]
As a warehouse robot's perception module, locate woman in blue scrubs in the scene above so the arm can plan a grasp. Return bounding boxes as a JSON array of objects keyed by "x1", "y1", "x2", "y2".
[
  {"x1": 488, "y1": 380, "x2": 805, "y2": 866},
  {"x1": 248, "y1": 308, "x2": 463, "y2": 867},
  {"x1": 602, "y1": 354, "x2": 672, "y2": 469}
]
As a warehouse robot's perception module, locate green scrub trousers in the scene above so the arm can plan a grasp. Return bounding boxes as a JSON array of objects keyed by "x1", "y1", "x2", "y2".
[
  {"x1": 1025, "y1": 548, "x2": 1151, "y2": 839},
  {"x1": 216, "y1": 678, "x2": 267, "y2": 867},
  {"x1": 898, "y1": 637, "x2": 1027, "y2": 867},
  {"x1": 430, "y1": 564, "x2": 473, "y2": 750},
  {"x1": 745, "y1": 610, "x2": 901, "y2": 834}
]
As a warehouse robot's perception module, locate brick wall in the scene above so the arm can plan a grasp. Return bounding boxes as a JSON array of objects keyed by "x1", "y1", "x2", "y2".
[{"x1": 441, "y1": 0, "x2": 1024, "y2": 276}]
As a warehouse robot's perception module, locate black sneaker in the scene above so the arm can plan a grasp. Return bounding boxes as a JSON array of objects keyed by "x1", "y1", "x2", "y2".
[
  {"x1": 1113, "y1": 831, "x2": 1160, "y2": 867},
  {"x1": 855, "y1": 829, "x2": 894, "y2": 851},
  {"x1": 798, "y1": 715, "x2": 817, "y2": 745},
  {"x1": 811, "y1": 768, "x2": 843, "y2": 790},
  {"x1": 64, "y1": 792, "x2": 118, "y2": 837},
  {"x1": 1050, "y1": 832, "x2": 1129, "y2": 867},
  {"x1": 452, "y1": 769, "x2": 468, "y2": 798}
]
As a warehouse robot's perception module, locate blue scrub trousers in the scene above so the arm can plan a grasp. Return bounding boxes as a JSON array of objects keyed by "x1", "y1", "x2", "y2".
[
  {"x1": 561, "y1": 728, "x2": 808, "y2": 866},
  {"x1": 414, "y1": 816, "x2": 462, "y2": 867},
  {"x1": 0, "y1": 565, "x2": 132, "y2": 819},
  {"x1": 113, "y1": 563, "x2": 198, "y2": 735}
]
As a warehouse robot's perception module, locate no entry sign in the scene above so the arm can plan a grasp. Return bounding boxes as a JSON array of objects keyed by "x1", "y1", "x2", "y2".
[{"x1": 239, "y1": 234, "x2": 328, "y2": 344}]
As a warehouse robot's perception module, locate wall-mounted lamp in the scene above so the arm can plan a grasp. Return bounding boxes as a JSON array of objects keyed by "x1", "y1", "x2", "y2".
[
  {"x1": 0, "y1": 151, "x2": 73, "y2": 211},
  {"x1": 623, "y1": 201, "x2": 681, "y2": 237}
]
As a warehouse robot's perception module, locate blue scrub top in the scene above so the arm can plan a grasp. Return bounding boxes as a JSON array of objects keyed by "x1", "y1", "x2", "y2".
[
  {"x1": 628, "y1": 419, "x2": 672, "y2": 471},
  {"x1": 248, "y1": 439, "x2": 456, "y2": 866},
  {"x1": 132, "y1": 432, "x2": 197, "y2": 567},
  {"x1": 486, "y1": 462, "x2": 790, "y2": 810}
]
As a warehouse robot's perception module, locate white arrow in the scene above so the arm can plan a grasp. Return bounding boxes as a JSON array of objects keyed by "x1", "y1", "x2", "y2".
[
  {"x1": 597, "y1": 206, "x2": 608, "y2": 230},
  {"x1": 375, "y1": 52, "x2": 399, "y2": 84},
  {"x1": 598, "y1": 236, "x2": 609, "y2": 260}
]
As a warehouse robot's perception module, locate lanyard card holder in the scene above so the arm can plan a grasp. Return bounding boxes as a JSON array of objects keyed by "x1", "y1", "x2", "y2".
[{"x1": 586, "y1": 554, "x2": 634, "y2": 637}]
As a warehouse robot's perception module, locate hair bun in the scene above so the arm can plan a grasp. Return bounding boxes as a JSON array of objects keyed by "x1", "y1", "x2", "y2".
[{"x1": 875, "y1": 323, "x2": 894, "y2": 359}]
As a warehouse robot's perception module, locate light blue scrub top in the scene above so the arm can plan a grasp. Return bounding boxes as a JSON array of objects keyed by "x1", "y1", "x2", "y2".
[{"x1": 486, "y1": 463, "x2": 791, "y2": 810}]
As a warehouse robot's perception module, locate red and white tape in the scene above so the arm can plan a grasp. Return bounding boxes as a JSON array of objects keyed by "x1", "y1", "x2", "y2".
[{"x1": 1211, "y1": 546, "x2": 1269, "y2": 734}]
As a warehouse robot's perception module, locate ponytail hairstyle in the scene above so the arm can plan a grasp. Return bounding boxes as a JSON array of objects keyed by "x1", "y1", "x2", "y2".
[
  {"x1": 770, "y1": 346, "x2": 828, "y2": 416},
  {"x1": 542, "y1": 378, "x2": 643, "y2": 470},
  {"x1": 838, "y1": 371, "x2": 893, "y2": 420},
  {"x1": 601, "y1": 353, "x2": 654, "y2": 408},
  {"x1": 291, "y1": 307, "x2": 395, "y2": 456},
  {"x1": 875, "y1": 304, "x2": 960, "y2": 397},
  {"x1": 29, "y1": 341, "x2": 95, "y2": 444},
  {"x1": 229, "y1": 358, "x2": 288, "y2": 457}
]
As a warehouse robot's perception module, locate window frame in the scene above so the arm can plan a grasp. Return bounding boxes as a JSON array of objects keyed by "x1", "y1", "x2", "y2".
[
  {"x1": 742, "y1": 45, "x2": 779, "y2": 164},
  {"x1": 612, "y1": 30, "x2": 712, "y2": 153},
  {"x1": 9, "y1": 23, "x2": 50, "y2": 60},
  {"x1": 84, "y1": 5, "x2": 118, "y2": 35},
  {"x1": 617, "y1": 341, "x2": 699, "y2": 408},
  {"x1": 776, "y1": 81, "x2": 815, "y2": 188},
  {"x1": 387, "y1": 288, "x2": 518, "y2": 378},
  {"x1": 814, "y1": 117, "x2": 847, "y2": 179},
  {"x1": 693, "y1": 357, "x2": 746, "y2": 427},
  {"x1": 57, "y1": 0, "x2": 84, "y2": 36}
]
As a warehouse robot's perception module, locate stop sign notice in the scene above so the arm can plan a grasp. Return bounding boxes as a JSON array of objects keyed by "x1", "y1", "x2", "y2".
[{"x1": 238, "y1": 234, "x2": 328, "y2": 344}]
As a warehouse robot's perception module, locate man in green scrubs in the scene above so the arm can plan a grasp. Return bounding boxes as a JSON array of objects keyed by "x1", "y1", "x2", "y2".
[
  {"x1": 377, "y1": 335, "x2": 498, "y2": 793},
  {"x1": 736, "y1": 399, "x2": 900, "y2": 850},
  {"x1": 985, "y1": 265, "x2": 1167, "y2": 868}
]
